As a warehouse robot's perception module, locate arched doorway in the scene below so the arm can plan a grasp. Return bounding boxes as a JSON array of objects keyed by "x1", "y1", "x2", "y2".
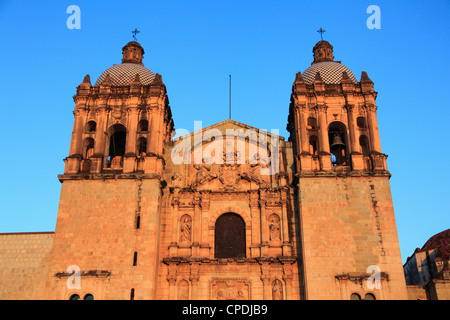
[{"x1": 214, "y1": 213, "x2": 246, "y2": 258}]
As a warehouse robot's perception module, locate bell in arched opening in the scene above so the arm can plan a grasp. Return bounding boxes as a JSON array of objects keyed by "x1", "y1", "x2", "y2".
[
  {"x1": 331, "y1": 134, "x2": 345, "y2": 148},
  {"x1": 328, "y1": 122, "x2": 349, "y2": 167}
]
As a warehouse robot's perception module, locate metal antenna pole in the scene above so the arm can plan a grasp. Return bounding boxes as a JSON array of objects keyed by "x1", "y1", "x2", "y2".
[{"x1": 229, "y1": 75, "x2": 231, "y2": 119}]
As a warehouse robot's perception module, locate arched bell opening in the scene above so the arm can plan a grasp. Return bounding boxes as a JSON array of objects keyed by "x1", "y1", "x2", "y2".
[
  {"x1": 137, "y1": 137, "x2": 147, "y2": 156},
  {"x1": 106, "y1": 124, "x2": 127, "y2": 169},
  {"x1": 81, "y1": 138, "x2": 95, "y2": 173},
  {"x1": 328, "y1": 121, "x2": 350, "y2": 167},
  {"x1": 309, "y1": 135, "x2": 318, "y2": 156},
  {"x1": 359, "y1": 135, "x2": 370, "y2": 157},
  {"x1": 83, "y1": 138, "x2": 95, "y2": 159}
]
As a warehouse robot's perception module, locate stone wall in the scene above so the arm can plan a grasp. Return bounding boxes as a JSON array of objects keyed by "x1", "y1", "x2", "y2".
[
  {"x1": 297, "y1": 174, "x2": 408, "y2": 300},
  {"x1": 0, "y1": 232, "x2": 54, "y2": 299},
  {"x1": 42, "y1": 177, "x2": 162, "y2": 300}
]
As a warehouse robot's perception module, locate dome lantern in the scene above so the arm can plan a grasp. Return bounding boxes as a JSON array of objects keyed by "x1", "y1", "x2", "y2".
[
  {"x1": 312, "y1": 40, "x2": 334, "y2": 64},
  {"x1": 122, "y1": 41, "x2": 145, "y2": 65}
]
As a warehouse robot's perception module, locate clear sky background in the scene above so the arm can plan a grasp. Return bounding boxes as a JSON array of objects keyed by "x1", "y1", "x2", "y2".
[{"x1": 0, "y1": 0, "x2": 448, "y2": 263}]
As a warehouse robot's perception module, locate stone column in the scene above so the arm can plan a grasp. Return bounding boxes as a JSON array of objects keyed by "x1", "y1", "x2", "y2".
[
  {"x1": 260, "y1": 194, "x2": 269, "y2": 257},
  {"x1": 93, "y1": 105, "x2": 108, "y2": 157},
  {"x1": 69, "y1": 108, "x2": 87, "y2": 157},
  {"x1": 65, "y1": 107, "x2": 87, "y2": 173},
  {"x1": 346, "y1": 104, "x2": 359, "y2": 153},
  {"x1": 200, "y1": 193, "x2": 210, "y2": 257},
  {"x1": 146, "y1": 107, "x2": 154, "y2": 154},
  {"x1": 189, "y1": 263, "x2": 200, "y2": 300},
  {"x1": 298, "y1": 105, "x2": 309, "y2": 154},
  {"x1": 297, "y1": 104, "x2": 312, "y2": 171},
  {"x1": 169, "y1": 191, "x2": 180, "y2": 257},
  {"x1": 317, "y1": 104, "x2": 331, "y2": 170},
  {"x1": 366, "y1": 104, "x2": 382, "y2": 153},
  {"x1": 123, "y1": 106, "x2": 139, "y2": 173},
  {"x1": 167, "y1": 263, "x2": 177, "y2": 300},
  {"x1": 249, "y1": 191, "x2": 261, "y2": 257},
  {"x1": 260, "y1": 263, "x2": 271, "y2": 300},
  {"x1": 192, "y1": 194, "x2": 201, "y2": 257},
  {"x1": 282, "y1": 264, "x2": 294, "y2": 300},
  {"x1": 90, "y1": 105, "x2": 108, "y2": 173},
  {"x1": 280, "y1": 196, "x2": 291, "y2": 256},
  {"x1": 347, "y1": 104, "x2": 364, "y2": 170}
]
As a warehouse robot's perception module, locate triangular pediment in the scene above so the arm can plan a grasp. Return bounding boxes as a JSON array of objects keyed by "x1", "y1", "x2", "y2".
[
  {"x1": 174, "y1": 119, "x2": 284, "y2": 142},
  {"x1": 169, "y1": 119, "x2": 283, "y2": 190}
]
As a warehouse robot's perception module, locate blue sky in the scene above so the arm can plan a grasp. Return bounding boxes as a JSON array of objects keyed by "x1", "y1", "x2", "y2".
[{"x1": 0, "y1": 0, "x2": 448, "y2": 263}]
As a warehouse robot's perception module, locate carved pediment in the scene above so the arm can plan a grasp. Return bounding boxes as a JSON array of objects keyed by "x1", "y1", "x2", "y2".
[{"x1": 170, "y1": 119, "x2": 285, "y2": 191}]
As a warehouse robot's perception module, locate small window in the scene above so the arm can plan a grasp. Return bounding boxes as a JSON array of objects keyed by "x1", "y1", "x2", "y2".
[
  {"x1": 130, "y1": 288, "x2": 135, "y2": 300},
  {"x1": 84, "y1": 138, "x2": 95, "y2": 158},
  {"x1": 138, "y1": 120, "x2": 148, "y2": 132},
  {"x1": 86, "y1": 121, "x2": 96, "y2": 133},
  {"x1": 365, "y1": 293, "x2": 376, "y2": 300},
  {"x1": 359, "y1": 135, "x2": 370, "y2": 157},
  {"x1": 137, "y1": 137, "x2": 147, "y2": 156},
  {"x1": 69, "y1": 294, "x2": 80, "y2": 300},
  {"x1": 309, "y1": 135, "x2": 318, "y2": 156},
  {"x1": 350, "y1": 293, "x2": 361, "y2": 300},
  {"x1": 357, "y1": 117, "x2": 367, "y2": 129},
  {"x1": 307, "y1": 117, "x2": 317, "y2": 130},
  {"x1": 84, "y1": 294, "x2": 94, "y2": 300},
  {"x1": 135, "y1": 215, "x2": 141, "y2": 229},
  {"x1": 133, "y1": 252, "x2": 138, "y2": 266}
]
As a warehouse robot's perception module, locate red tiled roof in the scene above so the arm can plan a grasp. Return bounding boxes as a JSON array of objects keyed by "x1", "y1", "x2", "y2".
[{"x1": 421, "y1": 229, "x2": 450, "y2": 260}]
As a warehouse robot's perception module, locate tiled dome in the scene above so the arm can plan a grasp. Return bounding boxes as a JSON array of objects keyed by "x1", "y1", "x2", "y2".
[
  {"x1": 422, "y1": 229, "x2": 450, "y2": 260},
  {"x1": 95, "y1": 63, "x2": 156, "y2": 86},
  {"x1": 302, "y1": 61, "x2": 357, "y2": 85}
]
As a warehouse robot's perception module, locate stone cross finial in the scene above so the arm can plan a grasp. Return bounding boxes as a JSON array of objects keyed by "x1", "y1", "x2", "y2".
[
  {"x1": 317, "y1": 27, "x2": 326, "y2": 40},
  {"x1": 132, "y1": 28, "x2": 140, "y2": 41}
]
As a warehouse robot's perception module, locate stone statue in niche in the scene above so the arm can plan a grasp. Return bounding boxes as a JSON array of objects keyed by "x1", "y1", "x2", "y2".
[
  {"x1": 177, "y1": 279, "x2": 189, "y2": 300},
  {"x1": 272, "y1": 279, "x2": 283, "y2": 300},
  {"x1": 269, "y1": 214, "x2": 281, "y2": 241},
  {"x1": 180, "y1": 215, "x2": 192, "y2": 242}
]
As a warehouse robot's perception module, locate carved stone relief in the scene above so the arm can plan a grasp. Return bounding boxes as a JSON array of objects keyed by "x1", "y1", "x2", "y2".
[{"x1": 210, "y1": 278, "x2": 250, "y2": 300}]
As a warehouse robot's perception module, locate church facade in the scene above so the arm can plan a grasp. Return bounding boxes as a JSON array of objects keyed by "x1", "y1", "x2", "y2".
[{"x1": 0, "y1": 40, "x2": 408, "y2": 300}]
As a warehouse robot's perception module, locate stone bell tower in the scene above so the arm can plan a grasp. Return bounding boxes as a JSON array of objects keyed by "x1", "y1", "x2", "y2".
[
  {"x1": 287, "y1": 40, "x2": 407, "y2": 299},
  {"x1": 64, "y1": 40, "x2": 173, "y2": 176},
  {"x1": 43, "y1": 41, "x2": 174, "y2": 300}
]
